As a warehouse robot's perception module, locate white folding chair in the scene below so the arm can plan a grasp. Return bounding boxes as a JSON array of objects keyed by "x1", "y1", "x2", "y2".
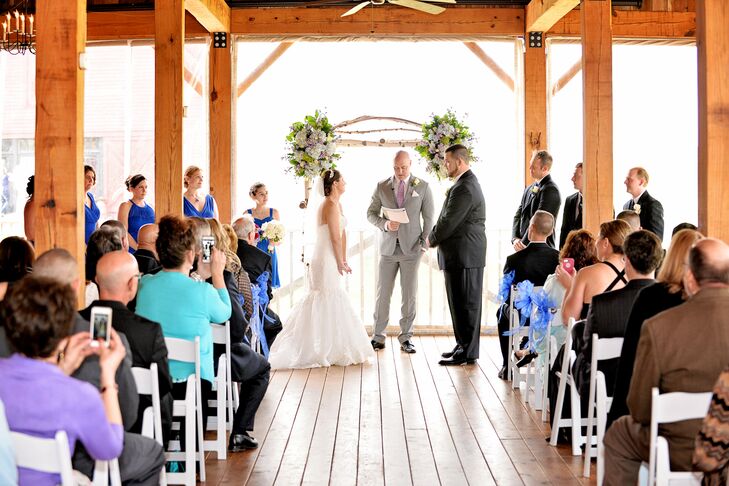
[
  {"x1": 132, "y1": 363, "x2": 167, "y2": 486},
  {"x1": 549, "y1": 318, "x2": 591, "y2": 456},
  {"x1": 525, "y1": 314, "x2": 552, "y2": 421},
  {"x1": 211, "y1": 321, "x2": 238, "y2": 430},
  {"x1": 637, "y1": 388, "x2": 711, "y2": 486},
  {"x1": 92, "y1": 459, "x2": 122, "y2": 486},
  {"x1": 582, "y1": 335, "x2": 624, "y2": 484},
  {"x1": 164, "y1": 337, "x2": 205, "y2": 485},
  {"x1": 508, "y1": 285, "x2": 543, "y2": 392},
  {"x1": 204, "y1": 353, "x2": 228, "y2": 460}
]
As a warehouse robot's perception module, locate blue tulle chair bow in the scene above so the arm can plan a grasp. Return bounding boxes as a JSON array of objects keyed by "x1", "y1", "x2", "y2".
[
  {"x1": 513, "y1": 280, "x2": 535, "y2": 327},
  {"x1": 527, "y1": 289, "x2": 556, "y2": 352},
  {"x1": 497, "y1": 270, "x2": 516, "y2": 304},
  {"x1": 249, "y1": 272, "x2": 275, "y2": 357}
]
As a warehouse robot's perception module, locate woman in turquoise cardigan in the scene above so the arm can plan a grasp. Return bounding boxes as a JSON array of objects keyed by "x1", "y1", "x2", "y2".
[{"x1": 136, "y1": 215, "x2": 231, "y2": 422}]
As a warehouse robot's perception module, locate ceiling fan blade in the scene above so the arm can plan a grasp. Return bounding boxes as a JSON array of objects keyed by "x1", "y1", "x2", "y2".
[
  {"x1": 342, "y1": 1, "x2": 372, "y2": 16},
  {"x1": 388, "y1": 0, "x2": 446, "y2": 14}
]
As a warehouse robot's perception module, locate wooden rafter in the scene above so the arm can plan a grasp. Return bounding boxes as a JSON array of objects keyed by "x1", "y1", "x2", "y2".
[
  {"x1": 526, "y1": 0, "x2": 580, "y2": 33},
  {"x1": 551, "y1": 9, "x2": 696, "y2": 38},
  {"x1": 551, "y1": 58, "x2": 581, "y2": 96},
  {"x1": 236, "y1": 42, "x2": 294, "y2": 97},
  {"x1": 462, "y1": 42, "x2": 514, "y2": 92},
  {"x1": 185, "y1": 0, "x2": 230, "y2": 33}
]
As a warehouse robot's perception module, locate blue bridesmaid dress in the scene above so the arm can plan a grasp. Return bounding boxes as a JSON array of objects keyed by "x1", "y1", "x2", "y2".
[
  {"x1": 84, "y1": 192, "x2": 101, "y2": 244},
  {"x1": 247, "y1": 208, "x2": 280, "y2": 288},
  {"x1": 183, "y1": 194, "x2": 216, "y2": 219},
  {"x1": 127, "y1": 200, "x2": 155, "y2": 253}
]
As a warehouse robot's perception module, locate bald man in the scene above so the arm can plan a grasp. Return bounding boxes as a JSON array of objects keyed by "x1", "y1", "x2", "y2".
[
  {"x1": 81, "y1": 250, "x2": 172, "y2": 443},
  {"x1": 134, "y1": 223, "x2": 161, "y2": 275},
  {"x1": 604, "y1": 238, "x2": 729, "y2": 485}
]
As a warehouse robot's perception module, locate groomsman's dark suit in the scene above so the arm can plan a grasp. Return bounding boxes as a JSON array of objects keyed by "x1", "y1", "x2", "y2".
[
  {"x1": 513, "y1": 174, "x2": 561, "y2": 248},
  {"x1": 428, "y1": 169, "x2": 486, "y2": 362},
  {"x1": 236, "y1": 239, "x2": 282, "y2": 345},
  {"x1": 496, "y1": 242, "x2": 559, "y2": 367},
  {"x1": 559, "y1": 192, "x2": 582, "y2": 249},
  {"x1": 623, "y1": 191, "x2": 664, "y2": 242}
]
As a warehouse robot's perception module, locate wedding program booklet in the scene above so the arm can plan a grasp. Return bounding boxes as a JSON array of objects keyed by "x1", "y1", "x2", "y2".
[{"x1": 383, "y1": 207, "x2": 410, "y2": 224}]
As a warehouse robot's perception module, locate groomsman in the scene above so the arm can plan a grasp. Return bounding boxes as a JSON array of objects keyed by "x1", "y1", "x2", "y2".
[
  {"x1": 622, "y1": 167, "x2": 664, "y2": 242},
  {"x1": 426, "y1": 144, "x2": 486, "y2": 365},
  {"x1": 367, "y1": 151, "x2": 435, "y2": 354},
  {"x1": 559, "y1": 162, "x2": 583, "y2": 249},
  {"x1": 512, "y1": 150, "x2": 561, "y2": 250}
]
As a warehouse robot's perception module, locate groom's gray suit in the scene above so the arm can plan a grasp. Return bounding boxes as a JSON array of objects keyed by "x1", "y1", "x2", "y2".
[{"x1": 367, "y1": 174, "x2": 435, "y2": 344}]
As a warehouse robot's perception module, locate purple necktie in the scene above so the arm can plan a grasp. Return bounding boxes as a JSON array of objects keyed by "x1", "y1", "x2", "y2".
[{"x1": 397, "y1": 180, "x2": 405, "y2": 208}]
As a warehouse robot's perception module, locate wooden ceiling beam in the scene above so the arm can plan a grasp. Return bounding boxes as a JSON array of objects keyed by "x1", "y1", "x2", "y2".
[
  {"x1": 526, "y1": 0, "x2": 580, "y2": 33},
  {"x1": 87, "y1": 11, "x2": 207, "y2": 40},
  {"x1": 550, "y1": 9, "x2": 696, "y2": 38},
  {"x1": 185, "y1": 0, "x2": 231, "y2": 33}
]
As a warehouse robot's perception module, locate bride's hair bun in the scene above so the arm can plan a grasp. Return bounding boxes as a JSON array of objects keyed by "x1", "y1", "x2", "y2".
[{"x1": 322, "y1": 169, "x2": 341, "y2": 197}]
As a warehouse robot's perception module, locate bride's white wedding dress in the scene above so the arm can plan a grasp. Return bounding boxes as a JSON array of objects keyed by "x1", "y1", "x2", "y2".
[{"x1": 268, "y1": 210, "x2": 374, "y2": 369}]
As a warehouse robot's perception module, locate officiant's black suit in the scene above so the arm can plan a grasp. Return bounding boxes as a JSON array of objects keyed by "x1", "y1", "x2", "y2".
[
  {"x1": 429, "y1": 169, "x2": 486, "y2": 360},
  {"x1": 559, "y1": 192, "x2": 582, "y2": 249},
  {"x1": 512, "y1": 174, "x2": 561, "y2": 248},
  {"x1": 622, "y1": 191, "x2": 665, "y2": 242}
]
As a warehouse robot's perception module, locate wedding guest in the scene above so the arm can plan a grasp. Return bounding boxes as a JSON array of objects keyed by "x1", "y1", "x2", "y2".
[
  {"x1": 84, "y1": 165, "x2": 101, "y2": 244},
  {"x1": 0, "y1": 236, "x2": 35, "y2": 300},
  {"x1": 182, "y1": 165, "x2": 219, "y2": 220},
  {"x1": 559, "y1": 219, "x2": 631, "y2": 322},
  {"x1": 559, "y1": 163, "x2": 583, "y2": 249},
  {"x1": 512, "y1": 150, "x2": 561, "y2": 250},
  {"x1": 694, "y1": 365, "x2": 729, "y2": 485},
  {"x1": 616, "y1": 210, "x2": 641, "y2": 232},
  {"x1": 85, "y1": 226, "x2": 123, "y2": 306},
  {"x1": 622, "y1": 167, "x2": 664, "y2": 241},
  {"x1": 101, "y1": 219, "x2": 130, "y2": 252},
  {"x1": 223, "y1": 224, "x2": 239, "y2": 253},
  {"x1": 246, "y1": 182, "x2": 281, "y2": 288},
  {"x1": 134, "y1": 223, "x2": 162, "y2": 275},
  {"x1": 496, "y1": 210, "x2": 559, "y2": 379},
  {"x1": 23, "y1": 175, "x2": 34, "y2": 245},
  {"x1": 603, "y1": 238, "x2": 729, "y2": 485},
  {"x1": 672, "y1": 222, "x2": 697, "y2": 236},
  {"x1": 0, "y1": 277, "x2": 125, "y2": 486},
  {"x1": 572, "y1": 230, "x2": 662, "y2": 404},
  {"x1": 118, "y1": 174, "x2": 155, "y2": 253},
  {"x1": 607, "y1": 228, "x2": 703, "y2": 426}
]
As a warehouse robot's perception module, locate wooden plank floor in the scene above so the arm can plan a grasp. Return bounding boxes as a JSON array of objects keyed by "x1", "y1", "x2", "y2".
[{"x1": 203, "y1": 336, "x2": 596, "y2": 485}]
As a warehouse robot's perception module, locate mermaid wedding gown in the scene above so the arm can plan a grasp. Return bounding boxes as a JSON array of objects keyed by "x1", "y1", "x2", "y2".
[{"x1": 268, "y1": 211, "x2": 374, "y2": 369}]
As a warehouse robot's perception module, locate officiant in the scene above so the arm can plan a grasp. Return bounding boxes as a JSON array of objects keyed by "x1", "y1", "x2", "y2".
[{"x1": 367, "y1": 151, "x2": 435, "y2": 354}]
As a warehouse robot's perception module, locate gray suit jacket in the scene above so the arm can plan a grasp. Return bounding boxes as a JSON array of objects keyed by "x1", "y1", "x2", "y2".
[{"x1": 367, "y1": 175, "x2": 435, "y2": 256}]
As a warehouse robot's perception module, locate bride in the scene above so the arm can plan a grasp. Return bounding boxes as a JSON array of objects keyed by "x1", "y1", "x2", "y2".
[{"x1": 268, "y1": 169, "x2": 375, "y2": 369}]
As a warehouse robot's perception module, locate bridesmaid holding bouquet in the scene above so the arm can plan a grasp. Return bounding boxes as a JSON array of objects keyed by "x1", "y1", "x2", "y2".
[{"x1": 247, "y1": 182, "x2": 281, "y2": 288}]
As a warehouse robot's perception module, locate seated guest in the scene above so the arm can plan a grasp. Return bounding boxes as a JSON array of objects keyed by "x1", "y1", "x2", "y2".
[
  {"x1": 603, "y1": 238, "x2": 729, "y2": 485},
  {"x1": 85, "y1": 226, "x2": 123, "y2": 306},
  {"x1": 134, "y1": 223, "x2": 162, "y2": 275},
  {"x1": 496, "y1": 210, "x2": 559, "y2": 379},
  {"x1": 608, "y1": 228, "x2": 703, "y2": 426},
  {"x1": 572, "y1": 230, "x2": 662, "y2": 403},
  {"x1": 101, "y1": 219, "x2": 130, "y2": 252},
  {"x1": 694, "y1": 365, "x2": 729, "y2": 485},
  {"x1": 80, "y1": 251, "x2": 173, "y2": 442},
  {"x1": 0, "y1": 235, "x2": 34, "y2": 300},
  {"x1": 616, "y1": 210, "x2": 641, "y2": 232},
  {"x1": 232, "y1": 214, "x2": 283, "y2": 345},
  {"x1": 136, "y1": 215, "x2": 231, "y2": 435},
  {"x1": 0, "y1": 277, "x2": 126, "y2": 486},
  {"x1": 559, "y1": 219, "x2": 631, "y2": 322},
  {"x1": 672, "y1": 222, "x2": 698, "y2": 236}
]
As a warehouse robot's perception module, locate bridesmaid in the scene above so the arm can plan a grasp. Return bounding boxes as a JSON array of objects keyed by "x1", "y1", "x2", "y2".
[
  {"x1": 84, "y1": 165, "x2": 101, "y2": 244},
  {"x1": 118, "y1": 174, "x2": 155, "y2": 253},
  {"x1": 183, "y1": 165, "x2": 219, "y2": 220},
  {"x1": 247, "y1": 182, "x2": 281, "y2": 288}
]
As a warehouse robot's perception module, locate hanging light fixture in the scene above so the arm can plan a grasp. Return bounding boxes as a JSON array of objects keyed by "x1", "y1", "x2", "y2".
[{"x1": 1, "y1": 0, "x2": 35, "y2": 55}]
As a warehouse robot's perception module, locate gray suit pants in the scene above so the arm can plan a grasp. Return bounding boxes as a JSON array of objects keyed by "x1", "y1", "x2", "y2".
[{"x1": 372, "y1": 245, "x2": 421, "y2": 344}]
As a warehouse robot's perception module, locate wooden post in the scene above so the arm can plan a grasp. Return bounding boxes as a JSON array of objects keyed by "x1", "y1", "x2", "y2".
[
  {"x1": 697, "y1": 0, "x2": 729, "y2": 242},
  {"x1": 35, "y1": 0, "x2": 86, "y2": 303},
  {"x1": 524, "y1": 43, "x2": 547, "y2": 186},
  {"x1": 581, "y1": 0, "x2": 613, "y2": 235},
  {"x1": 210, "y1": 39, "x2": 232, "y2": 223},
  {"x1": 155, "y1": 0, "x2": 185, "y2": 219}
]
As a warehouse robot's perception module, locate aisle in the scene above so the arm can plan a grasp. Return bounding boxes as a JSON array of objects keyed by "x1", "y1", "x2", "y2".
[{"x1": 203, "y1": 336, "x2": 595, "y2": 485}]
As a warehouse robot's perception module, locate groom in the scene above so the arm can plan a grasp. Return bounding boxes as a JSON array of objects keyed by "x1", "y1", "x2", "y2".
[
  {"x1": 426, "y1": 144, "x2": 486, "y2": 365},
  {"x1": 367, "y1": 150, "x2": 435, "y2": 353}
]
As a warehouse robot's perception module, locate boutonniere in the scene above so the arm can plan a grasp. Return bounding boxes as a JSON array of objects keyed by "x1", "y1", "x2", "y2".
[
  {"x1": 634, "y1": 203, "x2": 641, "y2": 215},
  {"x1": 531, "y1": 184, "x2": 539, "y2": 194},
  {"x1": 410, "y1": 177, "x2": 421, "y2": 188},
  {"x1": 445, "y1": 187, "x2": 451, "y2": 197}
]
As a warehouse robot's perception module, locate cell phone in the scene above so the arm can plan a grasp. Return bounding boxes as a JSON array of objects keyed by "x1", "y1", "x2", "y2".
[
  {"x1": 89, "y1": 306, "x2": 112, "y2": 348},
  {"x1": 201, "y1": 236, "x2": 215, "y2": 263},
  {"x1": 562, "y1": 258, "x2": 575, "y2": 275}
]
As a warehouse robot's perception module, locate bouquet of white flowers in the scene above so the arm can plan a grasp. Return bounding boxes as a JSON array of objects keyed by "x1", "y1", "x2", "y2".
[{"x1": 261, "y1": 220, "x2": 286, "y2": 252}]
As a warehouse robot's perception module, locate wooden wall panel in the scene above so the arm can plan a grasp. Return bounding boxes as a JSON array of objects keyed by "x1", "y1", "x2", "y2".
[{"x1": 210, "y1": 41, "x2": 233, "y2": 223}]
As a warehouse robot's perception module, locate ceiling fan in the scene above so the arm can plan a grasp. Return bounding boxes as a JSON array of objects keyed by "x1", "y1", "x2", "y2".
[{"x1": 340, "y1": 0, "x2": 457, "y2": 17}]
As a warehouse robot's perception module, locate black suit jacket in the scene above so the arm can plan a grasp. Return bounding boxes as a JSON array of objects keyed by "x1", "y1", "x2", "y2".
[
  {"x1": 513, "y1": 173, "x2": 562, "y2": 248},
  {"x1": 607, "y1": 282, "x2": 684, "y2": 426},
  {"x1": 134, "y1": 249, "x2": 162, "y2": 275},
  {"x1": 573, "y1": 278, "x2": 655, "y2": 400},
  {"x1": 559, "y1": 192, "x2": 582, "y2": 249},
  {"x1": 237, "y1": 240, "x2": 273, "y2": 300},
  {"x1": 428, "y1": 170, "x2": 486, "y2": 271},
  {"x1": 623, "y1": 190, "x2": 664, "y2": 242}
]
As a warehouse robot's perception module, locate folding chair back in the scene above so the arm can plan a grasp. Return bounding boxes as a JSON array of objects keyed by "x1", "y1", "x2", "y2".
[
  {"x1": 131, "y1": 363, "x2": 164, "y2": 446},
  {"x1": 11, "y1": 430, "x2": 75, "y2": 485}
]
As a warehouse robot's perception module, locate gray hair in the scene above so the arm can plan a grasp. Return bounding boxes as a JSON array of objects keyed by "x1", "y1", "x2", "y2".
[
  {"x1": 33, "y1": 249, "x2": 78, "y2": 285},
  {"x1": 232, "y1": 214, "x2": 257, "y2": 240}
]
